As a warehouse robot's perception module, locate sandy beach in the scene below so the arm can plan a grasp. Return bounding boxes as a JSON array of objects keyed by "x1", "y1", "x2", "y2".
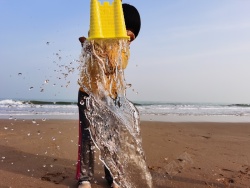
[{"x1": 0, "y1": 119, "x2": 250, "y2": 188}]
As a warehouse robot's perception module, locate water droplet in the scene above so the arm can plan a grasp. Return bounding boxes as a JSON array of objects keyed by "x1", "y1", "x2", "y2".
[
  {"x1": 27, "y1": 169, "x2": 30, "y2": 172},
  {"x1": 126, "y1": 84, "x2": 132, "y2": 88},
  {"x1": 9, "y1": 116, "x2": 13, "y2": 120},
  {"x1": 44, "y1": 80, "x2": 49, "y2": 84},
  {"x1": 2, "y1": 156, "x2": 5, "y2": 159},
  {"x1": 63, "y1": 73, "x2": 68, "y2": 78},
  {"x1": 4, "y1": 126, "x2": 8, "y2": 130},
  {"x1": 43, "y1": 164, "x2": 46, "y2": 167},
  {"x1": 71, "y1": 140, "x2": 74, "y2": 143},
  {"x1": 27, "y1": 133, "x2": 31, "y2": 136},
  {"x1": 32, "y1": 120, "x2": 36, "y2": 124},
  {"x1": 52, "y1": 137, "x2": 56, "y2": 141},
  {"x1": 80, "y1": 100, "x2": 84, "y2": 105},
  {"x1": 45, "y1": 151, "x2": 47, "y2": 155},
  {"x1": 42, "y1": 118, "x2": 46, "y2": 121},
  {"x1": 50, "y1": 165, "x2": 53, "y2": 168}
]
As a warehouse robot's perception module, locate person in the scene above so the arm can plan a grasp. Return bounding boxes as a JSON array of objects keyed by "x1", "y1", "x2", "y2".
[{"x1": 76, "y1": 3, "x2": 141, "y2": 188}]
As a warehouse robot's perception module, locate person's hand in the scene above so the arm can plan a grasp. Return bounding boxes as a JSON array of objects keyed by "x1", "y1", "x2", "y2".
[
  {"x1": 127, "y1": 30, "x2": 135, "y2": 43},
  {"x1": 79, "y1": 36, "x2": 86, "y2": 47}
]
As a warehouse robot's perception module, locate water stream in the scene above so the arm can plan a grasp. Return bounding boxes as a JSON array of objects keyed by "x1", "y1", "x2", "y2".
[{"x1": 78, "y1": 39, "x2": 153, "y2": 188}]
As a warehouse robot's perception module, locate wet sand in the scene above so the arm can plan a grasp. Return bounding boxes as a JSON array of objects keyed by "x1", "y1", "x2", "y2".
[{"x1": 0, "y1": 119, "x2": 250, "y2": 188}]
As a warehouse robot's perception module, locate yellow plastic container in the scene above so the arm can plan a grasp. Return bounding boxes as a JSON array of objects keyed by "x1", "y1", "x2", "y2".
[{"x1": 88, "y1": 0, "x2": 129, "y2": 40}]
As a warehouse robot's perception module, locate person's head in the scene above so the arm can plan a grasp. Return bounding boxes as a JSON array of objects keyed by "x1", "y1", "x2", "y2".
[{"x1": 122, "y1": 3, "x2": 141, "y2": 42}]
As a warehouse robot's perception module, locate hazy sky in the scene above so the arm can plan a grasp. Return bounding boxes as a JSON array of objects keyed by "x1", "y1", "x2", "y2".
[{"x1": 1, "y1": 0, "x2": 250, "y2": 103}]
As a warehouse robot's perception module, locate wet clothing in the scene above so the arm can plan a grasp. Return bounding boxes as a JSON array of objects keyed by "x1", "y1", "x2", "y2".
[
  {"x1": 76, "y1": 90, "x2": 113, "y2": 185},
  {"x1": 76, "y1": 40, "x2": 130, "y2": 185}
]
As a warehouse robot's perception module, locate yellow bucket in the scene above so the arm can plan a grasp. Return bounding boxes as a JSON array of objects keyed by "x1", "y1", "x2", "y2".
[{"x1": 88, "y1": 0, "x2": 129, "y2": 40}]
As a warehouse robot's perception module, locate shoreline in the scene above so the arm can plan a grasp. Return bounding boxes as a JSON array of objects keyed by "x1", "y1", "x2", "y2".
[
  {"x1": 1, "y1": 119, "x2": 250, "y2": 187},
  {"x1": 1, "y1": 114, "x2": 250, "y2": 123}
]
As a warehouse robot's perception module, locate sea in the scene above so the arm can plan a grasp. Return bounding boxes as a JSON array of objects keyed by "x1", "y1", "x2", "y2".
[{"x1": 1, "y1": 99, "x2": 250, "y2": 122}]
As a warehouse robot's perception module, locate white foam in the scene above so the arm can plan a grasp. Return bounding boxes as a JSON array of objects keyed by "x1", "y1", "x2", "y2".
[{"x1": 0, "y1": 99, "x2": 23, "y2": 105}]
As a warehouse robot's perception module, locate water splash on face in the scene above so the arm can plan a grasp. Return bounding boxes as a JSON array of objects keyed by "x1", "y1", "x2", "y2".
[{"x1": 78, "y1": 39, "x2": 153, "y2": 188}]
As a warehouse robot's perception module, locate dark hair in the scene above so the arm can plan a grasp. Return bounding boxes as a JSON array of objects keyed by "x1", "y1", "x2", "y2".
[{"x1": 122, "y1": 3, "x2": 141, "y2": 38}]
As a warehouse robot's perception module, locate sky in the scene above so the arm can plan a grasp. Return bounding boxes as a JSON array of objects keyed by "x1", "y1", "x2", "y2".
[{"x1": 1, "y1": 0, "x2": 250, "y2": 104}]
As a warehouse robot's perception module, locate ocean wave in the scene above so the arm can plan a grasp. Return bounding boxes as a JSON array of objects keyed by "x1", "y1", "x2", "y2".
[
  {"x1": 0, "y1": 99, "x2": 76, "y2": 106},
  {"x1": 228, "y1": 104, "x2": 250, "y2": 107},
  {"x1": 1, "y1": 99, "x2": 250, "y2": 118},
  {"x1": 28, "y1": 100, "x2": 77, "y2": 105},
  {"x1": 0, "y1": 99, "x2": 24, "y2": 105}
]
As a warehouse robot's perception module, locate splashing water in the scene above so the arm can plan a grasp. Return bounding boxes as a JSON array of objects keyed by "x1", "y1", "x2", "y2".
[{"x1": 78, "y1": 39, "x2": 153, "y2": 188}]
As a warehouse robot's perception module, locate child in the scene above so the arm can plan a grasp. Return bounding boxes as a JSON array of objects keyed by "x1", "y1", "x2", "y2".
[{"x1": 76, "y1": 3, "x2": 141, "y2": 188}]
